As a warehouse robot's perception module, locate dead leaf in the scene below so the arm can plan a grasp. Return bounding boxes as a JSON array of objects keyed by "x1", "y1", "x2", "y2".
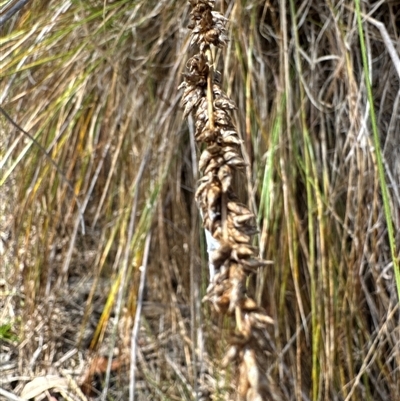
[{"x1": 21, "y1": 376, "x2": 69, "y2": 400}]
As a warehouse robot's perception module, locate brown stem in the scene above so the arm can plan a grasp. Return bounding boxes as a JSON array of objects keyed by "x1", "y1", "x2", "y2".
[{"x1": 205, "y1": 47, "x2": 215, "y2": 130}]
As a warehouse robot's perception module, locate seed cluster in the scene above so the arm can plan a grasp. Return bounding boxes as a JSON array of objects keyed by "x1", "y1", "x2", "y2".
[{"x1": 179, "y1": 1, "x2": 274, "y2": 400}]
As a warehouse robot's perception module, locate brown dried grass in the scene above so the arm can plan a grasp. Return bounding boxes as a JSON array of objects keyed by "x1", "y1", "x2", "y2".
[{"x1": 0, "y1": 0, "x2": 399, "y2": 400}]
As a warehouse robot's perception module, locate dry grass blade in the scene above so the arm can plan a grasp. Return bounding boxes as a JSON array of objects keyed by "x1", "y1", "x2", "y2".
[
  {"x1": 0, "y1": 387, "x2": 28, "y2": 401},
  {"x1": 0, "y1": 0, "x2": 31, "y2": 27}
]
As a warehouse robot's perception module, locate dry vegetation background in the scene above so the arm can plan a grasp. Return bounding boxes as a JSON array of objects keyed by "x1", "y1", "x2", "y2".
[{"x1": 1, "y1": 0, "x2": 400, "y2": 400}]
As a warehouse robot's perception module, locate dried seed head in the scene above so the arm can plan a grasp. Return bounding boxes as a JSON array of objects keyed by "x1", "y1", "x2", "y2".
[{"x1": 181, "y1": 1, "x2": 274, "y2": 399}]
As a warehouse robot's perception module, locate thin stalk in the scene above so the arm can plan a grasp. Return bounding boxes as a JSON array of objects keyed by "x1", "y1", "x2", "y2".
[
  {"x1": 289, "y1": 0, "x2": 319, "y2": 399},
  {"x1": 130, "y1": 232, "x2": 152, "y2": 401},
  {"x1": 355, "y1": 0, "x2": 400, "y2": 302}
]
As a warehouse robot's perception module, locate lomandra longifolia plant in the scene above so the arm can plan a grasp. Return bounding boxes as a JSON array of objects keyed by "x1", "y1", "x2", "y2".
[{"x1": 179, "y1": 1, "x2": 274, "y2": 399}]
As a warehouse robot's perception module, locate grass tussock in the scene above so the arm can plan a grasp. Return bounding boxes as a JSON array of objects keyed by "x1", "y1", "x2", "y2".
[{"x1": 0, "y1": 0, "x2": 399, "y2": 400}]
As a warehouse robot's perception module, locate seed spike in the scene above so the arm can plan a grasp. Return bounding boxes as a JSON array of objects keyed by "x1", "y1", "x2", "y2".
[{"x1": 179, "y1": 1, "x2": 274, "y2": 399}]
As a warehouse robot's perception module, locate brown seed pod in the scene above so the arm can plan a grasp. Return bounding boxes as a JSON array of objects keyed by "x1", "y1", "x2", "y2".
[
  {"x1": 232, "y1": 213, "x2": 255, "y2": 226},
  {"x1": 214, "y1": 109, "x2": 231, "y2": 126},
  {"x1": 238, "y1": 360, "x2": 250, "y2": 398},
  {"x1": 206, "y1": 182, "x2": 221, "y2": 209},
  {"x1": 199, "y1": 149, "x2": 215, "y2": 172},
  {"x1": 204, "y1": 28, "x2": 219, "y2": 44},
  {"x1": 196, "y1": 127, "x2": 217, "y2": 142},
  {"x1": 227, "y1": 201, "x2": 252, "y2": 215},
  {"x1": 226, "y1": 156, "x2": 246, "y2": 168},
  {"x1": 181, "y1": 88, "x2": 204, "y2": 117},
  {"x1": 231, "y1": 244, "x2": 256, "y2": 259},
  {"x1": 250, "y1": 312, "x2": 274, "y2": 327},
  {"x1": 218, "y1": 164, "x2": 232, "y2": 193},
  {"x1": 220, "y1": 134, "x2": 242, "y2": 145},
  {"x1": 211, "y1": 242, "x2": 232, "y2": 267},
  {"x1": 222, "y1": 345, "x2": 238, "y2": 367},
  {"x1": 204, "y1": 156, "x2": 223, "y2": 174},
  {"x1": 222, "y1": 148, "x2": 239, "y2": 162},
  {"x1": 241, "y1": 258, "x2": 266, "y2": 269},
  {"x1": 229, "y1": 227, "x2": 251, "y2": 244},
  {"x1": 214, "y1": 96, "x2": 236, "y2": 110}
]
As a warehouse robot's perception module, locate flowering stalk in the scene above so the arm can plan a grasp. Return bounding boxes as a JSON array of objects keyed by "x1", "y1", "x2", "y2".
[{"x1": 179, "y1": 1, "x2": 274, "y2": 399}]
